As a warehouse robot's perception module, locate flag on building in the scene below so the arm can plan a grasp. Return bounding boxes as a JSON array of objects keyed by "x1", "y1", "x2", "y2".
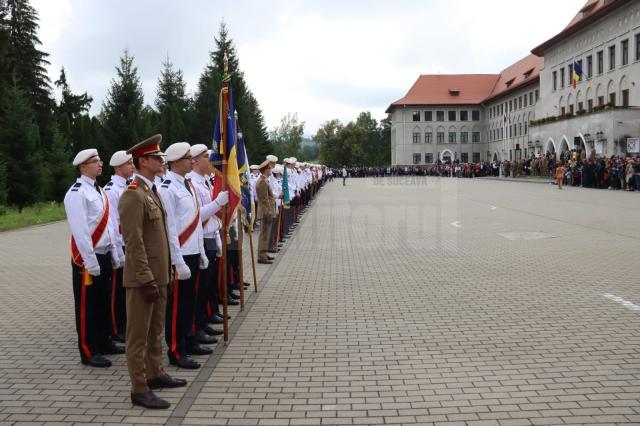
[{"x1": 572, "y1": 61, "x2": 583, "y2": 89}]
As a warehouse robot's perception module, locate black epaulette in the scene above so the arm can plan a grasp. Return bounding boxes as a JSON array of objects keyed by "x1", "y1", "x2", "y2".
[
  {"x1": 161, "y1": 180, "x2": 171, "y2": 188},
  {"x1": 105, "y1": 181, "x2": 114, "y2": 187},
  {"x1": 70, "y1": 182, "x2": 82, "y2": 192}
]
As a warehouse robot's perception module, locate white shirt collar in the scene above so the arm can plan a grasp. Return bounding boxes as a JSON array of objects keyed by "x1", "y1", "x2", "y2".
[
  {"x1": 187, "y1": 171, "x2": 206, "y2": 184},
  {"x1": 80, "y1": 175, "x2": 96, "y2": 186},
  {"x1": 167, "y1": 170, "x2": 185, "y2": 184},
  {"x1": 111, "y1": 174, "x2": 127, "y2": 186},
  {"x1": 136, "y1": 173, "x2": 155, "y2": 189}
]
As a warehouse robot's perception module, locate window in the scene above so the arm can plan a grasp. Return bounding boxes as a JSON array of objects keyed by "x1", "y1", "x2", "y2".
[
  {"x1": 578, "y1": 101, "x2": 583, "y2": 112},
  {"x1": 425, "y1": 153, "x2": 433, "y2": 163},
  {"x1": 587, "y1": 55, "x2": 593, "y2": 78},
  {"x1": 588, "y1": 99, "x2": 593, "y2": 112},
  {"x1": 412, "y1": 111, "x2": 420, "y2": 121},
  {"x1": 460, "y1": 111, "x2": 468, "y2": 121},
  {"x1": 622, "y1": 89, "x2": 629, "y2": 107},
  {"x1": 413, "y1": 153, "x2": 421, "y2": 165},
  {"x1": 519, "y1": 96, "x2": 522, "y2": 109},
  {"x1": 461, "y1": 153, "x2": 469, "y2": 163},
  {"x1": 461, "y1": 132, "x2": 469, "y2": 143},
  {"x1": 524, "y1": 122, "x2": 528, "y2": 135},
  {"x1": 598, "y1": 96, "x2": 604, "y2": 107},
  {"x1": 424, "y1": 111, "x2": 432, "y2": 121},
  {"x1": 553, "y1": 71, "x2": 557, "y2": 90},
  {"x1": 473, "y1": 152, "x2": 480, "y2": 163},
  {"x1": 529, "y1": 92, "x2": 533, "y2": 105},
  {"x1": 437, "y1": 132, "x2": 444, "y2": 143},
  {"x1": 535, "y1": 90, "x2": 539, "y2": 101},
  {"x1": 448, "y1": 132, "x2": 456, "y2": 143},
  {"x1": 472, "y1": 132, "x2": 480, "y2": 143},
  {"x1": 560, "y1": 68, "x2": 565, "y2": 88},
  {"x1": 448, "y1": 111, "x2": 456, "y2": 121},
  {"x1": 561, "y1": 107, "x2": 565, "y2": 115},
  {"x1": 425, "y1": 132, "x2": 432, "y2": 143},
  {"x1": 436, "y1": 111, "x2": 445, "y2": 121},
  {"x1": 609, "y1": 45, "x2": 615, "y2": 70},
  {"x1": 472, "y1": 110, "x2": 480, "y2": 121},
  {"x1": 524, "y1": 95, "x2": 528, "y2": 107},
  {"x1": 509, "y1": 100, "x2": 513, "y2": 111},
  {"x1": 622, "y1": 39, "x2": 629, "y2": 66},
  {"x1": 609, "y1": 93, "x2": 616, "y2": 106},
  {"x1": 413, "y1": 132, "x2": 420, "y2": 143},
  {"x1": 597, "y1": 50, "x2": 604, "y2": 74},
  {"x1": 519, "y1": 123, "x2": 522, "y2": 136},
  {"x1": 636, "y1": 33, "x2": 640, "y2": 61},
  {"x1": 569, "y1": 104, "x2": 574, "y2": 115},
  {"x1": 568, "y1": 65, "x2": 573, "y2": 85}
]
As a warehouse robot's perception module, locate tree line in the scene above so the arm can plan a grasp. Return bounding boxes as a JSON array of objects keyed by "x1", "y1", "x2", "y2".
[{"x1": 0, "y1": 0, "x2": 272, "y2": 211}]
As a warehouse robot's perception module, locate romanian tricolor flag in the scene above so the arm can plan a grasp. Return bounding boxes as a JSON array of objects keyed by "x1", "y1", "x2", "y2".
[
  {"x1": 572, "y1": 62, "x2": 583, "y2": 89},
  {"x1": 210, "y1": 78, "x2": 241, "y2": 235},
  {"x1": 236, "y1": 123, "x2": 255, "y2": 230}
]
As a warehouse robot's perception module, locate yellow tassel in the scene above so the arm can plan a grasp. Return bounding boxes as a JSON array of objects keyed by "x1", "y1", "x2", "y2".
[{"x1": 83, "y1": 268, "x2": 93, "y2": 286}]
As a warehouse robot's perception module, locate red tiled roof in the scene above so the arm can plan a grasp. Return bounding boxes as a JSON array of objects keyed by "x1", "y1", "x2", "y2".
[
  {"x1": 385, "y1": 74, "x2": 499, "y2": 113},
  {"x1": 531, "y1": 0, "x2": 632, "y2": 56},
  {"x1": 385, "y1": 54, "x2": 543, "y2": 112},
  {"x1": 484, "y1": 54, "x2": 544, "y2": 102}
]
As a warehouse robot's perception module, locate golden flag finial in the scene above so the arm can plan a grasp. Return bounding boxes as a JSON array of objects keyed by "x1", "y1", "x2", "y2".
[{"x1": 223, "y1": 52, "x2": 229, "y2": 74}]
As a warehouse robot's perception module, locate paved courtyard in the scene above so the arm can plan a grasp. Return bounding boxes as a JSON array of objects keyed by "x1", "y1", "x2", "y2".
[{"x1": 1, "y1": 177, "x2": 640, "y2": 425}]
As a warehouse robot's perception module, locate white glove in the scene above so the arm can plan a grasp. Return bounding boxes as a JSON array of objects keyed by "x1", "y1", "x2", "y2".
[
  {"x1": 86, "y1": 264, "x2": 101, "y2": 277},
  {"x1": 175, "y1": 263, "x2": 191, "y2": 280},
  {"x1": 215, "y1": 191, "x2": 229, "y2": 207},
  {"x1": 199, "y1": 252, "x2": 209, "y2": 270}
]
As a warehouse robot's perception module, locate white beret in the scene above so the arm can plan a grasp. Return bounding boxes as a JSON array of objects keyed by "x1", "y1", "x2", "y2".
[
  {"x1": 165, "y1": 142, "x2": 191, "y2": 162},
  {"x1": 109, "y1": 150, "x2": 132, "y2": 167},
  {"x1": 273, "y1": 165, "x2": 284, "y2": 174},
  {"x1": 250, "y1": 164, "x2": 260, "y2": 170},
  {"x1": 190, "y1": 144, "x2": 208, "y2": 158},
  {"x1": 258, "y1": 159, "x2": 271, "y2": 170},
  {"x1": 73, "y1": 148, "x2": 99, "y2": 166},
  {"x1": 266, "y1": 155, "x2": 278, "y2": 163}
]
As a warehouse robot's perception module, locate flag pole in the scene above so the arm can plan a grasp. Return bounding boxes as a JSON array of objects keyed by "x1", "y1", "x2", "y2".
[
  {"x1": 248, "y1": 225, "x2": 258, "y2": 293},
  {"x1": 276, "y1": 203, "x2": 283, "y2": 252},
  {"x1": 220, "y1": 53, "x2": 230, "y2": 345},
  {"x1": 238, "y1": 209, "x2": 245, "y2": 310}
]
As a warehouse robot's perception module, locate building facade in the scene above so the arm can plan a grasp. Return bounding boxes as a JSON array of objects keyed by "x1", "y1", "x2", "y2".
[{"x1": 388, "y1": 0, "x2": 640, "y2": 165}]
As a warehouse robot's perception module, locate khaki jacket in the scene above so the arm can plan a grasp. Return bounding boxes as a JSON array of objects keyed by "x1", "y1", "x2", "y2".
[
  {"x1": 256, "y1": 176, "x2": 275, "y2": 220},
  {"x1": 118, "y1": 176, "x2": 171, "y2": 287}
]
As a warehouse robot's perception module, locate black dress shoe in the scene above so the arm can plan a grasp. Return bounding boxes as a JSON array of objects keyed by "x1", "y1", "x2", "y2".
[
  {"x1": 244, "y1": 282, "x2": 251, "y2": 288},
  {"x1": 207, "y1": 315, "x2": 224, "y2": 324},
  {"x1": 131, "y1": 391, "x2": 170, "y2": 409},
  {"x1": 229, "y1": 291, "x2": 240, "y2": 300},
  {"x1": 81, "y1": 354, "x2": 112, "y2": 368},
  {"x1": 169, "y1": 355, "x2": 201, "y2": 369},
  {"x1": 230, "y1": 282, "x2": 240, "y2": 291},
  {"x1": 267, "y1": 254, "x2": 276, "y2": 260},
  {"x1": 147, "y1": 374, "x2": 187, "y2": 389},
  {"x1": 113, "y1": 333, "x2": 125, "y2": 343},
  {"x1": 194, "y1": 330, "x2": 218, "y2": 344},
  {"x1": 187, "y1": 344, "x2": 213, "y2": 356},
  {"x1": 100, "y1": 342, "x2": 125, "y2": 355},
  {"x1": 203, "y1": 326, "x2": 223, "y2": 336},
  {"x1": 267, "y1": 249, "x2": 277, "y2": 253},
  {"x1": 227, "y1": 297, "x2": 239, "y2": 306},
  {"x1": 258, "y1": 259, "x2": 273, "y2": 264}
]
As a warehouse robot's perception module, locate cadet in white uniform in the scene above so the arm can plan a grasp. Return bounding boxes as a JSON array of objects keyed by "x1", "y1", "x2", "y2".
[
  {"x1": 104, "y1": 150, "x2": 134, "y2": 343},
  {"x1": 158, "y1": 142, "x2": 209, "y2": 369},
  {"x1": 63, "y1": 149, "x2": 124, "y2": 368}
]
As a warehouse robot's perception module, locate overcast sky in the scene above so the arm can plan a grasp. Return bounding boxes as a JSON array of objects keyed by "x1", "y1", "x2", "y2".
[{"x1": 33, "y1": 0, "x2": 586, "y2": 136}]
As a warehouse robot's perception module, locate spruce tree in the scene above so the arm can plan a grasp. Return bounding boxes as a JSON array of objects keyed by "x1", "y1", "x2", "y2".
[
  {"x1": 101, "y1": 48, "x2": 147, "y2": 152},
  {"x1": 155, "y1": 57, "x2": 188, "y2": 144},
  {"x1": 55, "y1": 67, "x2": 92, "y2": 127},
  {"x1": 0, "y1": 84, "x2": 40, "y2": 210},
  {"x1": 4, "y1": 0, "x2": 54, "y2": 147},
  {"x1": 191, "y1": 22, "x2": 271, "y2": 162},
  {"x1": 45, "y1": 125, "x2": 74, "y2": 202}
]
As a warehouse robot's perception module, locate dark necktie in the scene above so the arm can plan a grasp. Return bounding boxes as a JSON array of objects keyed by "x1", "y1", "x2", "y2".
[
  {"x1": 125, "y1": 178, "x2": 132, "y2": 185},
  {"x1": 94, "y1": 182, "x2": 101, "y2": 194},
  {"x1": 184, "y1": 179, "x2": 193, "y2": 196},
  {"x1": 152, "y1": 184, "x2": 157, "y2": 194},
  {"x1": 205, "y1": 179, "x2": 211, "y2": 190}
]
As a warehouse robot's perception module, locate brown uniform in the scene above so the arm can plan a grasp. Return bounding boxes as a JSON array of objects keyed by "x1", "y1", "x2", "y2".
[
  {"x1": 256, "y1": 176, "x2": 275, "y2": 261},
  {"x1": 119, "y1": 176, "x2": 171, "y2": 394}
]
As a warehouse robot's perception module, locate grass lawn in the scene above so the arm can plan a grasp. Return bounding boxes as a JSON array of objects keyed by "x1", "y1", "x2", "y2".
[{"x1": 0, "y1": 202, "x2": 66, "y2": 232}]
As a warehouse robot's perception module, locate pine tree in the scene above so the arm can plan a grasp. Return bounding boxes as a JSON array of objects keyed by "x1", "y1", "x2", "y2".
[
  {"x1": 101, "y1": 49, "x2": 147, "y2": 152},
  {"x1": 191, "y1": 22, "x2": 271, "y2": 162},
  {"x1": 55, "y1": 67, "x2": 92, "y2": 126},
  {"x1": 44, "y1": 125, "x2": 74, "y2": 202},
  {"x1": 0, "y1": 84, "x2": 41, "y2": 210},
  {"x1": 155, "y1": 57, "x2": 188, "y2": 144},
  {"x1": 4, "y1": 0, "x2": 54, "y2": 147},
  {"x1": 0, "y1": 0, "x2": 10, "y2": 97}
]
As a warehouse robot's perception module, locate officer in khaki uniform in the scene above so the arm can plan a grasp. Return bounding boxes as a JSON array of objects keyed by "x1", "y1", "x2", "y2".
[
  {"x1": 119, "y1": 135, "x2": 186, "y2": 409},
  {"x1": 256, "y1": 159, "x2": 275, "y2": 264}
]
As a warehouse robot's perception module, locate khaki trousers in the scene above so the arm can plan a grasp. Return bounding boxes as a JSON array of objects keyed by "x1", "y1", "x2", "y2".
[
  {"x1": 125, "y1": 285, "x2": 167, "y2": 394},
  {"x1": 258, "y1": 216, "x2": 273, "y2": 261}
]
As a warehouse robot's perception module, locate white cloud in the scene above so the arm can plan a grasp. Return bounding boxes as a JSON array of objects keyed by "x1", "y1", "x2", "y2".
[{"x1": 32, "y1": 0, "x2": 586, "y2": 136}]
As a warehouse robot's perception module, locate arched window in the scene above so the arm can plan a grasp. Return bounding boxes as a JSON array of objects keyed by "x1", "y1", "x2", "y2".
[
  {"x1": 436, "y1": 126, "x2": 445, "y2": 144},
  {"x1": 412, "y1": 126, "x2": 421, "y2": 144},
  {"x1": 460, "y1": 125, "x2": 469, "y2": 143},
  {"x1": 607, "y1": 79, "x2": 617, "y2": 106},
  {"x1": 619, "y1": 75, "x2": 629, "y2": 107},
  {"x1": 424, "y1": 126, "x2": 433, "y2": 144},
  {"x1": 448, "y1": 126, "x2": 457, "y2": 144}
]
